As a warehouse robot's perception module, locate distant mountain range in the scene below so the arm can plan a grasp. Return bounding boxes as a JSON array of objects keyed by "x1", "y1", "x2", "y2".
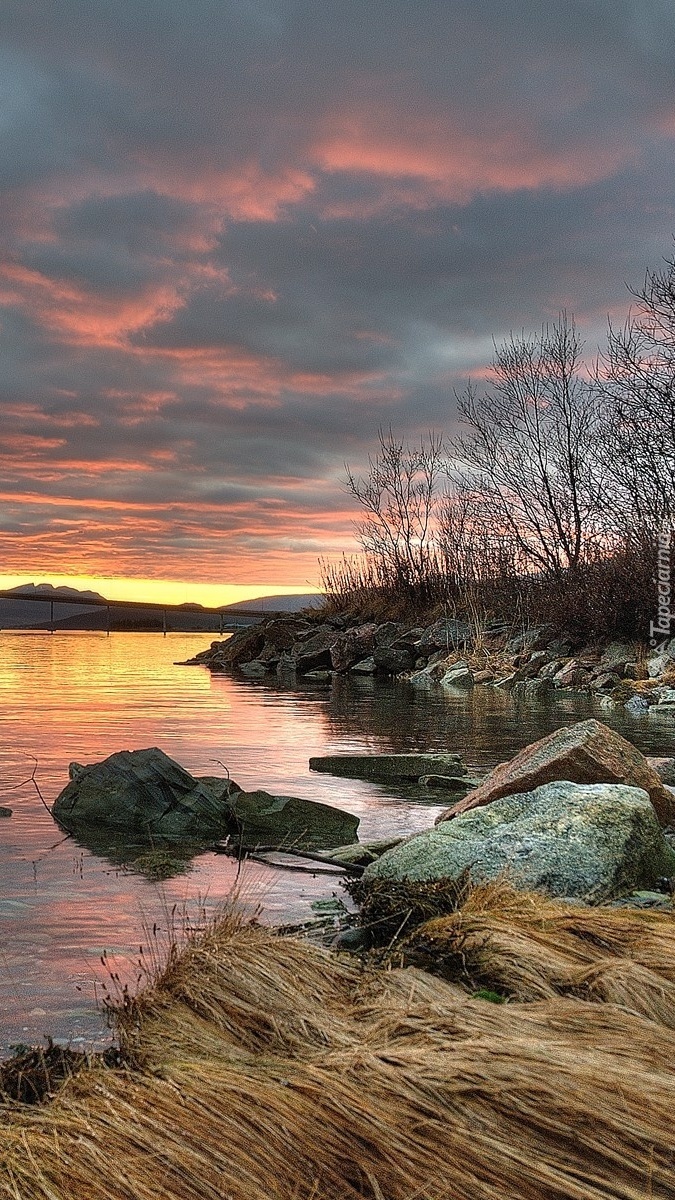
[{"x1": 0, "y1": 584, "x2": 322, "y2": 630}]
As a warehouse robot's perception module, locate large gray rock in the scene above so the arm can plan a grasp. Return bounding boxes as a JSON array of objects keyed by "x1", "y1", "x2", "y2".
[
  {"x1": 363, "y1": 781, "x2": 675, "y2": 901},
  {"x1": 53, "y1": 748, "x2": 237, "y2": 838},
  {"x1": 309, "y1": 752, "x2": 466, "y2": 782}
]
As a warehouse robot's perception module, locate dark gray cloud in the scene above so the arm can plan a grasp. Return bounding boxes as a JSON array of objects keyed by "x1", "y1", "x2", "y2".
[{"x1": 1, "y1": 1, "x2": 675, "y2": 581}]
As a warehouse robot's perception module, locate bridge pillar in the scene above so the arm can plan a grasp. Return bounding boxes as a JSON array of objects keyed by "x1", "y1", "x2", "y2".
[{"x1": 163, "y1": 608, "x2": 167, "y2": 636}]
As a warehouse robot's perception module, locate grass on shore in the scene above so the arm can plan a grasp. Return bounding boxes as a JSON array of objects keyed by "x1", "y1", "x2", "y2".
[{"x1": 2, "y1": 885, "x2": 675, "y2": 1198}]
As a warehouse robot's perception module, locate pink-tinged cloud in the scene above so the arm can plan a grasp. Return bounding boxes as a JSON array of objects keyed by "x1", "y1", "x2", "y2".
[{"x1": 312, "y1": 111, "x2": 635, "y2": 209}]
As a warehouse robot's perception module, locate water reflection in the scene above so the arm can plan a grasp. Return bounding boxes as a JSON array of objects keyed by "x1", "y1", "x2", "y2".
[{"x1": 0, "y1": 631, "x2": 672, "y2": 1054}]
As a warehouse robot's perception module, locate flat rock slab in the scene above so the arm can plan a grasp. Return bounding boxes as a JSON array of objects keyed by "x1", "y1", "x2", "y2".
[
  {"x1": 436, "y1": 718, "x2": 675, "y2": 826},
  {"x1": 309, "y1": 753, "x2": 466, "y2": 782},
  {"x1": 228, "y1": 789, "x2": 359, "y2": 851},
  {"x1": 365, "y1": 781, "x2": 675, "y2": 901}
]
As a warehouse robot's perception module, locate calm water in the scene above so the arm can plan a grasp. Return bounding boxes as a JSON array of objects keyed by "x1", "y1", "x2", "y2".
[{"x1": 0, "y1": 630, "x2": 673, "y2": 1055}]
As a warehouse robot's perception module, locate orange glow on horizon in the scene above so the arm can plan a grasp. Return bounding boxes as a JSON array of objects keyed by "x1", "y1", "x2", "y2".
[{"x1": 0, "y1": 573, "x2": 321, "y2": 608}]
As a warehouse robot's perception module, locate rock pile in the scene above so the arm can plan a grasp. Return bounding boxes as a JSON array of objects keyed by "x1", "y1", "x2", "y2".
[{"x1": 180, "y1": 617, "x2": 675, "y2": 715}]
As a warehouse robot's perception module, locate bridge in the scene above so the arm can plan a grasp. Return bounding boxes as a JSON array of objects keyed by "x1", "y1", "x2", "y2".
[{"x1": 0, "y1": 590, "x2": 288, "y2": 635}]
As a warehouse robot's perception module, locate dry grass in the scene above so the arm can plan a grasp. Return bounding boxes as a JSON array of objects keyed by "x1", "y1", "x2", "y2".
[
  {"x1": 2, "y1": 897, "x2": 675, "y2": 1198},
  {"x1": 404, "y1": 880, "x2": 675, "y2": 1020}
]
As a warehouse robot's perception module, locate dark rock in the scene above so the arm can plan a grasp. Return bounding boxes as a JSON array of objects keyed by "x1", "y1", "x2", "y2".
[
  {"x1": 505, "y1": 626, "x2": 551, "y2": 655},
  {"x1": 291, "y1": 626, "x2": 339, "y2": 673},
  {"x1": 600, "y1": 641, "x2": 636, "y2": 671},
  {"x1": 591, "y1": 672, "x2": 622, "y2": 692},
  {"x1": 374, "y1": 622, "x2": 403, "y2": 647},
  {"x1": 351, "y1": 656, "x2": 377, "y2": 674},
  {"x1": 221, "y1": 626, "x2": 266, "y2": 668},
  {"x1": 416, "y1": 619, "x2": 472, "y2": 654},
  {"x1": 330, "y1": 623, "x2": 378, "y2": 672},
  {"x1": 54, "y1": 748, "x2": 239, "y2": 838},
  {"x1": 373, "y1": 646, "x2": 415, "y2": 674},
  {"x1": 227, "y1": 789, "x2": 359, "y2": 851},
  {"x1": 262, "y1": 617, "x2": 313, "y2": 649},
  {"x1": 310, "y1": 752, "x2": 466, "y2": 782},
  {"x1": 624, "y1": 662, "x2": 648, "y2": 680},
  {"x1": 553, "y1": 661, "x2": 592, "y2": 689},
  {"x1": 0, "y1": 807, "x2": 11, "y2": 817},
  {"x1": 511, "y1": 677, "x2": 554, "y2": 701}
]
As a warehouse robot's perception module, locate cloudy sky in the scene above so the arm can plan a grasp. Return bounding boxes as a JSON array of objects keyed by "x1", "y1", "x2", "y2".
[{"x1": 1, "y1": 0, "x2": 674, "y2": 601}]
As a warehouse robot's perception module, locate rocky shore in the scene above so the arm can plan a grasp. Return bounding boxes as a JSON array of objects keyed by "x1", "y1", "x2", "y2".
[{"x1": 179, "y1": 612, "x2": 675, "y2": 716}]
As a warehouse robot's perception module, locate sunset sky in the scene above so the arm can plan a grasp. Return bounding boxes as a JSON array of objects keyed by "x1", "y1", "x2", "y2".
[{"x1": 1, "y1": 2, "x2": 675, "y2": 603}]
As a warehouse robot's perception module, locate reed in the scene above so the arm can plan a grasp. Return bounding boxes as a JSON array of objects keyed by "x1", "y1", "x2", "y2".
[{"x1": 2, "y1": 896, "x2": 675, "y2": 1198}]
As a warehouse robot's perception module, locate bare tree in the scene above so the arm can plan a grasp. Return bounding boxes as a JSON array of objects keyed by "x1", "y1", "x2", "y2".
[
  {"x1": 345, "y1": 428, "x2": 445, "y2": 593},
  {"x1": 595, "y1": 256, "x2": 675, "y2": 530},
  {"x1": 449, "y1": 315, "x2": 604, "y2": 578}
]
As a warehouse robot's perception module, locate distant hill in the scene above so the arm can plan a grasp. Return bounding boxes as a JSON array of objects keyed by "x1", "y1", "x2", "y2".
[
  {"x1": 0, "y1": 584, "x2": 103, "y2": 628},
  {"x1": 0, "y1": 583, "x2": 323, "y2": 630},
  {"x1": 8, "y1": 583, "x2": 105, "y2": 601},
  {"x1": 221, "y1": 593, "x2": 322, "y2": 613}
]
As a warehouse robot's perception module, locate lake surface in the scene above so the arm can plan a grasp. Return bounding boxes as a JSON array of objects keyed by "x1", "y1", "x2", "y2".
[{"x1": 0, "y1": 630, "x2": 673, "y2": 1056}]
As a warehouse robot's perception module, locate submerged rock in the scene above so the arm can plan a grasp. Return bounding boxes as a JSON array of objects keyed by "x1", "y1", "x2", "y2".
[
  {"x1": 364, "y1": 781, "x2": 675, "y2": 901},
  {"x1": 227, "y1": 789, "x2": 359, "y2": 850},
  {"x1": 309, "y1": 752, "x2": 467, "y2": 782},
  {"x1": 437, "y1": 718, "x2": 675, "y2": 826}
]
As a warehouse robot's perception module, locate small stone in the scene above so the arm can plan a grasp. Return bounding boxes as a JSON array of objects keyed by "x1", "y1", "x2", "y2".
[
  {"x1": 440, "y1": 667, "x2": 474, "y2": 689},
  {"x1": 624, "y1": 695, "x2": 650, "y2": 715}
]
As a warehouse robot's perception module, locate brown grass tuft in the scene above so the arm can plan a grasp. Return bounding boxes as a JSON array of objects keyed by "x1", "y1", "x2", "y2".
[{"x1": 2, "y1": 893, "x2": 675, "y2": 1198}]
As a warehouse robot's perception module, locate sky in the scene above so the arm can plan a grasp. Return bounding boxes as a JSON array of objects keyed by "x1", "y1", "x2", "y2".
[{"x1": 1, "y1": 1, "x2": 675, "y2": 603}]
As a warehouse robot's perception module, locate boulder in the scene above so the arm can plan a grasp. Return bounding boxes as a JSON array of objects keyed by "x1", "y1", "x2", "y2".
[
  {"x1": 239, "y1": 660, "x2": 268, "y2": 678},
  {"x1": 373, "y1": 646, "x2": 415, "y2": 674},
  {"x1": 600, "y1": 641, "x2": 635, "y2": 671},
  {"x1": 53, "y1": 748, "x2": 239, "y2": 838},
  {"x1": 351, "y1": 656, "x2": 377, "y2": 674},
  {"x1": 647, "y1": 653, "x2": 673, "y2": 678},
  {"x1": 374, "y1": 622, "x2": 403, "y2": 647},
  {"x1": 221, "y1": 626, "x2": 266, "y2": 667},
  {"x1": 262, "y1": 617, "x2": 313, "y2": 650},
  {"x1": 505, "y1": 626, "x2": 551, "y2": 655},
  {"x1": 227, "y1": 789, "x2": 359, "y2": 851},
  {"x1": 291, "y1": 626, "x2": 338, "y2": 673},
  {"x1": 553, "y1": 661, "x2": 591, "y2": 689},
  {"x1": 436, "y1": 718, "x2": 675, "y2": 826},
  {"x1": 624, "y1": 696, "x2": 650, "y2": 716},
  {"x1": 416, "y1": 619, "x2": 472, "y2": 654},
  {"x1": 511, "y1": 677, "x2": 554, "y2": 701},
  {"x1": 330, "y1": 623, "x2": 378, "y2": 672},
  {"x1": 364, "y1": 781, "x2": 675, "y2": 901},
  {"x1": 309, "y1": 752, "x2": 466, "y2": 783},
  {"x1": 648, "y1": 757, "x2": 675, "y2": 785},
  {"x1": 590, "y1": 672, "x2": 622, "y2": 692}
]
